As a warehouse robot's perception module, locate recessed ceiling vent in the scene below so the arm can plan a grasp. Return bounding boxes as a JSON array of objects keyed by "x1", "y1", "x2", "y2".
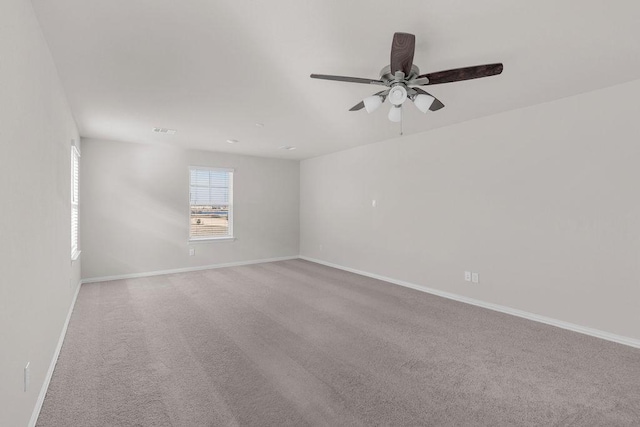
[{"x1": 153, "y1": 127, "x2": 177, "y2": 135}]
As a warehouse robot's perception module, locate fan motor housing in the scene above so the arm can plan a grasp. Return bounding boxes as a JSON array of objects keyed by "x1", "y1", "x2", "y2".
[{"x1": 379, "y1": 64, "x2": 421, "y2": 82}]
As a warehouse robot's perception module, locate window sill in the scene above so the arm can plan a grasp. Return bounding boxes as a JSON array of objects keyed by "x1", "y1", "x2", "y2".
[
  {"x1": 188, "y1": 236, "x2": 236, "y2": 244},
  {"x1": 71, "y1": 250, "x2": 81, "y2": 262}
]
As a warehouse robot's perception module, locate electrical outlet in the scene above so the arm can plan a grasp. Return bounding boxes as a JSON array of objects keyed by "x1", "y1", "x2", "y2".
[
  {"x1": 24, "y1": 362, "x2": 30, "y2": 392},
  {"x1": 464, "y1": 271, "x2": 472, "y2": 282},
  {"x1": 472, "y1": 272, "x2": 479, "y2": 283},
  {"x1": 189, "y1": 248, "x2": 195, "y2": 256}
]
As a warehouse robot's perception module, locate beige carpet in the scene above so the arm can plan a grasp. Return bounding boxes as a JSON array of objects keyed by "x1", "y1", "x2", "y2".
[{"x1": 37, "y1": 259, "x2": 640, "y2": 426}]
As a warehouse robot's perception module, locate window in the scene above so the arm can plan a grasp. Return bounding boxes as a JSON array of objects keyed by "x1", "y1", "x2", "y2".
[
  {"x1": 189, "y1": 167, "x2": 233, "y2": 240},
  {"x1": 71, "y1": 145, "x2": 80, "y2": 259}
]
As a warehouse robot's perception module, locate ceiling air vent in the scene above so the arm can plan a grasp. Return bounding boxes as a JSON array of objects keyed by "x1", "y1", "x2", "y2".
[{"x1": 153, "y1": 127, "x2": 177, "y2": 135}]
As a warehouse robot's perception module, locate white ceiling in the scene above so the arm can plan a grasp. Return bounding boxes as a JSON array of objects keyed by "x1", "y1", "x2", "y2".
[{"x1": 32, "y1": 1, "x2": 640, "y2": 160}]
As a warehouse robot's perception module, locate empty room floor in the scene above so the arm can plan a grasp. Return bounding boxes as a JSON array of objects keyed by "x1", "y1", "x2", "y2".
[{"x1": 37, "y1": 260, "x2": 640, "y2": 426}]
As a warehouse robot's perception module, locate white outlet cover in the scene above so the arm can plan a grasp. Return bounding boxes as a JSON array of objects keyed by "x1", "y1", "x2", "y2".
[
  {"x1": 372, "y1": 199, "x2": 377, "y2": 207},
  {"x1": 464, "y1": 271, "x2": 472, "y2": 281},
  {"x1": 472, "y1": 273, "x2": 479, "y2": 283},
  {"x1": 189, "y1": 248, "x2": 195, "y2": 256}
]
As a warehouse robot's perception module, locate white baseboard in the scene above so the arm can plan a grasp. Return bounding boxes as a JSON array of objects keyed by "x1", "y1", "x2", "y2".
[
  {"x1": 299, "y1": 256, "x2": 640, "y2": 350},
  {"x1": 29, "y1": 280, "x2": 82, "y2": 427},
  {"x1": 81, "y1": 256, "x2": 299, "y2": 284}
]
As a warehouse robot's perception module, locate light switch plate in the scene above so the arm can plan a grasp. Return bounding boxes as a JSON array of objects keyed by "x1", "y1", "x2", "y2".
[
  {"x1": 472, "y1": 272, "x2": 479, "y2": 283},
  {"x1": 24, "y1": 362, "x2": 30, "y2": 392}
]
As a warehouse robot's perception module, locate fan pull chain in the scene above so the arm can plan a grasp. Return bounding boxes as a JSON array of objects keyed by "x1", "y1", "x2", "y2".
[{"x1": 400, "y1": 105, "x2": 404, "y2": 136}]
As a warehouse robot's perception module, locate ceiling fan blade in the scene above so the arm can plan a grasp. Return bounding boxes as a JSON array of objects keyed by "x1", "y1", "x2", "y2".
[
  {"x1": 390, "y1": 32, "x2": 415, "y2": 76},
  {"x1": 430, "y1": 98, "x2": 445, "y2": 111},
  {"x1": 349, "y1": 101, "x2": 365, "y2": 111},
  {"x1": 310, "y1": 74, "x2": 385, "y2": 85},
  {"x1": 417, "y1": 63, "x2": 503, "y2": 85},
  {"x1": 412, "y1": 87, "x2": 445, "y2": 111}
]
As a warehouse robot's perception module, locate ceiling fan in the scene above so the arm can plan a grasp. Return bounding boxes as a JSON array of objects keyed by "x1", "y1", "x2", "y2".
[{"x1": 310, "y1": 32, "x2": 503, "y2": 123}]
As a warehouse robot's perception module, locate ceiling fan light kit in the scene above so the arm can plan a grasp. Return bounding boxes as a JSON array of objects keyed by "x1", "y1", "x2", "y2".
[
  {"x1": 363, "y1": 95, "x2": 383, "y2": 113},
  {"x1": 389, "y1": 86, "x2": 408, "y2": 106},
  {"x1": 388, "y1": 105, "x2": 402, "y2": 123},
  {"x1": 311, "y1": 32, "x2": 503, "y2": 124},
  {"x1": 413, "y1": 93, "x2": 435, "y2": 113}
]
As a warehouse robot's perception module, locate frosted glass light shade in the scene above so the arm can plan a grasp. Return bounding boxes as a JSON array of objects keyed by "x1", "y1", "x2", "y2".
[
  {"x1": 413, "y1": 94, "x2": 435, "y2": 113},
  {"x1": 388, "y1": 105, "x2": 402, "y2": 122},
  {"x1": 388, "y1": 86, "x2": 408, "y2": 106},
  {"x1": 363, "y1": 95, "x2": 383, "y2": 113}
]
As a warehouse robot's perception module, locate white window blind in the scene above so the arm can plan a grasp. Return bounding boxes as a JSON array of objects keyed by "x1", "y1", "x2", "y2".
[
  {"x1": 71, "y1": 146, "x2": 80, "y2": 259},
  {"x1": 189, "y1": 167, "x2": 233, "y2": 240}
]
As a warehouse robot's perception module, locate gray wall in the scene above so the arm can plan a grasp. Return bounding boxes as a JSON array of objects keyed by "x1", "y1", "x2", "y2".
[
  {"x1": 301, "y1": 79, "x2": 640, "y2": 342},
  {"x1": 81, "y1": 138, "x2": 299, "y2": 279},
  {"x1": 0, "y1": 1, "x2": 81, "y2": 425}
]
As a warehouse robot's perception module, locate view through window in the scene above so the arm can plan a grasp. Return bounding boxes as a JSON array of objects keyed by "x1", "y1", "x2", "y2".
[{"x1": 189, "y1": 167, "x2": 233, "y2": 240}]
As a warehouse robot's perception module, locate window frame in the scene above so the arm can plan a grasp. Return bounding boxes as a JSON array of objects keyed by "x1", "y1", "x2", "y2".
[
  {"x1": 71, "y1": 144, "x2": 80, "y2": 260},
  {"x1": 188, "y1": 166, "x2": 235, "y2": 242}
]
